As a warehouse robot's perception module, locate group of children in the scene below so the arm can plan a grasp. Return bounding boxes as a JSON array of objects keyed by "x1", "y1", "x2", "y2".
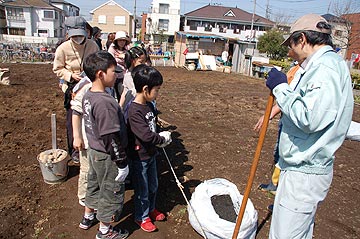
[{"x1": 53, "y1": 16, "x2": 171, "y2": 239}]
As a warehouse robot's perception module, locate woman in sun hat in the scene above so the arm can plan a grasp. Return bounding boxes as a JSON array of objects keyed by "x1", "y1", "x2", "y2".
[{"x1": 108, "y1": 31, "x2": 131, "y2": 102}]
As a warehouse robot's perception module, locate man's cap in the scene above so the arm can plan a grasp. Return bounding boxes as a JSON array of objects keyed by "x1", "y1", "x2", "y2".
[
  {"x1": 282, "y1": 14, "x2": 331, "y2": 46},
  {"x1": 65, "y1": 16, "x2": 87, "y2": 38}
]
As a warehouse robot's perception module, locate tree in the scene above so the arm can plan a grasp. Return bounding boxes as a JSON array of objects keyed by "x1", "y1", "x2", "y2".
[
  {"x1": 257, "y1": 29, "x2": 288, "y2": 60},
  {"x1": 331, "y1": 0, "x2": 360, "y2": 59}
]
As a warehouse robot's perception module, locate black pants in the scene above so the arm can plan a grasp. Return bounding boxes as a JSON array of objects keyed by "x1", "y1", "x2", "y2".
[
  {"x1": 66, "y1": 106, "x2": 78, "y2": 160},
  {"x1": 114, "y1": 78, "x2": 124, "y2": 103}
]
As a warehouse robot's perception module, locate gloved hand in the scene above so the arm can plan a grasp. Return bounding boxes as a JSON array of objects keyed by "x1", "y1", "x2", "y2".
[
  {"x1": 115, "y1": 165, "x2": 129, "y2": 182},
  {"x1": 266, "y1": 68, "x2": 287, "y2": 91},
  {"x1": 157, "y1": 131, "x2": 172, "y2": 148}
]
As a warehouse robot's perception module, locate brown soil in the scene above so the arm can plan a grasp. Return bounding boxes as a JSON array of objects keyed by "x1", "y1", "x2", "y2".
[{"x1": 0, "y1": 63, "x2": 359, "y2": 239}]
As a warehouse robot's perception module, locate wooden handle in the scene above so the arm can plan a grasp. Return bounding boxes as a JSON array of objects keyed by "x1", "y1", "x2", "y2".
[{"x1": 232, "y1": 93, "x2": 275, "y2": 239}]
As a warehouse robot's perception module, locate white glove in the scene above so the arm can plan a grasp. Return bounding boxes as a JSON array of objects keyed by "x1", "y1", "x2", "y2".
[
  {"x1": 115, "y1": 165, "x2": 129, "y2": 182},
  {"x1": 157, "y1": 131, "x2": 172, "y2": 148}
]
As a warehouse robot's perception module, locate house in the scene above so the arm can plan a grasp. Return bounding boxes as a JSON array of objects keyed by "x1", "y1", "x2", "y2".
[
  {"x1": 88, "y1": 0, "x2": 133, "y2": 37},
  {"x1": 145, "y1": 0, "x2": 180, "y2": 42},
  {"x1": 342, "y1": 13, "x2": 360, "y2": 61},
  {"x1": 0, "y1": 5, "x2": 6, "y2": 34},
  {"x1": 0, "y1": 0, "x2": 79, "y2": 38},
  {"x1": 174, "y1": 31, "x2": 257, "y2": 75},
  {"x1": 183, "y1": 4, "x2": 274, "y2": 42},
  {"x1": 322, "y1": 14, "x2": 349, "y2": 59},
  {"x1": 50, "y1": 0, "x2": 79, "y2": 17}
]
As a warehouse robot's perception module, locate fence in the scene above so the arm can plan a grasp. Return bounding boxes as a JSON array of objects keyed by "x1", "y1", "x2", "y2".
[{"x1": 0, "y1": 42, "x2": 56, "y2": 63}]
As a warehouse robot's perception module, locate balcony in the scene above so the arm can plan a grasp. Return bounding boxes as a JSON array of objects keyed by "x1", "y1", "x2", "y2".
[
  {"x1": 151, "y1": 8, "x2": 180, "y2": 15},
  {"x1": 183, "y1": 25, "x2": 265, "y2": 41},
  {"x1": 7, "y1": 16, "x2": 25, "y2": 22}
]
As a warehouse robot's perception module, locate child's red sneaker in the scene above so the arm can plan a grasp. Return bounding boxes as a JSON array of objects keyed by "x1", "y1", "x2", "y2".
[
  {"x1": 149, "y1": 209, "x2": 166, "y2": 221},
  {"x1": 135, "y1": 218, "x2": 157, "y2": 232}
]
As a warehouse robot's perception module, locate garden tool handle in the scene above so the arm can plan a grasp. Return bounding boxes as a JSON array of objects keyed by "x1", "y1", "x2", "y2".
[{"x1": 232, "y1": 93, "x2": 275, "y2": 239}]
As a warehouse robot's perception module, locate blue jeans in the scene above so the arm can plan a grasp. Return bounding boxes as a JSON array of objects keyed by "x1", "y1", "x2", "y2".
[{"x1": 132, "y1": 156, "x2": 158, "y2": 221}]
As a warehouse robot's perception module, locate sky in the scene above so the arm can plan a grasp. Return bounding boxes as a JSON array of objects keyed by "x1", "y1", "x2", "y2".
[{"x1": 67, "y1": 0, "x2": 360, "y2": 23}]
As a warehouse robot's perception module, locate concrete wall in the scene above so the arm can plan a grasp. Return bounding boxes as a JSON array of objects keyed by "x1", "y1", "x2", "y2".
[{"x1": 0, "y1": 34, "x2": 60, "y2": 45}]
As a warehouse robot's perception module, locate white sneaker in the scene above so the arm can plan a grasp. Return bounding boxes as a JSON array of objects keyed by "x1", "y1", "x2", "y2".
[{"x1": 79, "y1": 199, "x2": 85, "y2": 207}]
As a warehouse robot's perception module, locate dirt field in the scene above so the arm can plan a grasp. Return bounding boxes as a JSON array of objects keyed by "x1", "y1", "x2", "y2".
[{"x1": 0, "y1": 63, "x2": 359, "y2": 239}]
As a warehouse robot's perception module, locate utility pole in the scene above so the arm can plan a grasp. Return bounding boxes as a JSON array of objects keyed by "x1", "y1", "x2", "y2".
[
  {"x1": 133, "y1": 0, "x2": 137, "y2": 40},
  {"x1": 265, "y1": 0, "x2": 270, "y2": 19},
  {"x1": 250, "y1": 0, "x2": 257, "y2": 41}
]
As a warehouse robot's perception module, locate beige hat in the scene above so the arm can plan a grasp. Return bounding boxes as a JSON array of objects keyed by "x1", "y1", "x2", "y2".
[
  {"x1": 114, "y1": 31, "x2": 130, "y2": 44},
  {"x1": 282, "y1": 14, "x2": 331, "y2": 46}
]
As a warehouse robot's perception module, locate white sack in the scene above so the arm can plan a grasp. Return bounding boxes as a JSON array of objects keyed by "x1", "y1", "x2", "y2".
[
  {"x1": 188, "y1": 178, "x2": 257, "y2": 239},
  {"x1": 346, "y1": 121, "x2": 360, "y2": 141}
]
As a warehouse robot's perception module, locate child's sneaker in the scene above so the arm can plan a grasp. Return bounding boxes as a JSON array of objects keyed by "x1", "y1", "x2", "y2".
[
  {"x1": 149, "y1": 209, "x2": 166, "y2": 221},
  {"x1": 96, "y1": 226, "x2": 129, "y2": 239},
  {"x1": 135, "y1": 218, "x2": 157, "y2": 232},
  {"x1": 79, "y1": 216, "x2": 98, "y2": 230},
  {"x1": 78, "y1": 199, "x2": 86, "y2": 207}
]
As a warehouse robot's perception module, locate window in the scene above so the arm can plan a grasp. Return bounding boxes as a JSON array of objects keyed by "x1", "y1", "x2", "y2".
[
  {"x1": 98, "y1": 15, "x2": 106, "y2": 24},
  {"x1": 44, "y1": 10, "x2": 54, "y2": 19},
  {"x1": 0, "y1": 9, "x2": 6, "y2": 19},
  {"x1": 7, "y1": 7, "x2": 24, "y2": 20},
  {"x1": 158, "y1": 19, "x2": 169, "y2": 31},
  {"x1": 38, "y1": 29, "x2": 48, "y2": 37},
  {"x1": 114, "y1": 16, "x2": 125, "y2": 25},
  {"x1": 159, "y1": 4, "x2": 169, "y2": 14}
]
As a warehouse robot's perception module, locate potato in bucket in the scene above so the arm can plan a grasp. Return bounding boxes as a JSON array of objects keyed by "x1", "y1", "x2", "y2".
[{"x1": 37, "y1": 149, "x2": 68, "y2": 184}]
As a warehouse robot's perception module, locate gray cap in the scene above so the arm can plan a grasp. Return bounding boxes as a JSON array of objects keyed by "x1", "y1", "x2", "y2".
[{"x1": 65, "y1": 16, "x2": 87, "y2": 37}]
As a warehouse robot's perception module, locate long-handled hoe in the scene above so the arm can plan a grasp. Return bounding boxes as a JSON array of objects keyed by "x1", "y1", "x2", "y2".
[{"x1": 232, "y1": 94, "x2": 274, "y2": 239}]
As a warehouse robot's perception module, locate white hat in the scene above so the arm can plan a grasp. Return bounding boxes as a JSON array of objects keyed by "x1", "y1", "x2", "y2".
[{"x1": 114, "y1": 31, "x2": 130, "y2": 44}]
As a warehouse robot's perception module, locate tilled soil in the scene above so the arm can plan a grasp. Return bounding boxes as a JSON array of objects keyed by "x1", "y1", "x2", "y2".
[{"x1": 0, "y1": 63, "x2": 359, "y2": 239}]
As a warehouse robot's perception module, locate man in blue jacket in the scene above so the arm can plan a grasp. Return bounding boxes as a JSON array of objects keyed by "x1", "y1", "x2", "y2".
[{"x1": 266, "y1": 14, "x2": 354, "y2": 238}]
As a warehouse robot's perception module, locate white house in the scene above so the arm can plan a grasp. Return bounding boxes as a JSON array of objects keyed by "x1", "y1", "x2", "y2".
[
  {"x1": 50, "y1": 0, "x2": 79, "y2": 17},
  {"x1": 146, "y1": 0, "x2": 180, "y2": 41},
  {"x1": 1, "y1": 0, "x2": 79, "y2": 38}
]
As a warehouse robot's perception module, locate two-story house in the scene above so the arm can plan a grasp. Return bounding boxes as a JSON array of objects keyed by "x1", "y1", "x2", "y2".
[
  {"x1": 88, "y1": 0, "x2": 133, "y2": 38},
  {"x1": 51, "y1": 0, "x2": 79, "y2": 17},
  {"x1": 1, "y1": 0, "x2": 79, "y2": 38},
  {"x1": 183, "y1": 4, "x2": 274, "y2": 42},
  {"x1": 342, "y1": 13, "x2": 360, "y2": 62},
  {"x1": 145, "y1": 0, "x2": 180, "y2": 42},
  {"x1": 322, "y1": 14, "x2": 349, "y2": 59}
]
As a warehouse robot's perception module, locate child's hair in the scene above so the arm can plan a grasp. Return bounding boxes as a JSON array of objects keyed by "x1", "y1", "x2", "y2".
[
  {"x1": 124, "y1": 46, "x2": 147, "y2": 69},
  {"x1": 113, "y1": 39, "x2": 128, "y2": 51},
  {"x1": 83, "y1": 51, "x2": 117, "y2": 82},
  {"x1": 132, "y1": 65, "x2": 163, "y2": 93}
]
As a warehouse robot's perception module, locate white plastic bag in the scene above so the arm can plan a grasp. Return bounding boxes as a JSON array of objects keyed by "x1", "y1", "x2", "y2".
[
  {"x1": 346, "y1": 121, "x2": 360, "y2": 141},
  {"x1": 188, "y1": 178, "x2": 257, "y2": 239}
]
